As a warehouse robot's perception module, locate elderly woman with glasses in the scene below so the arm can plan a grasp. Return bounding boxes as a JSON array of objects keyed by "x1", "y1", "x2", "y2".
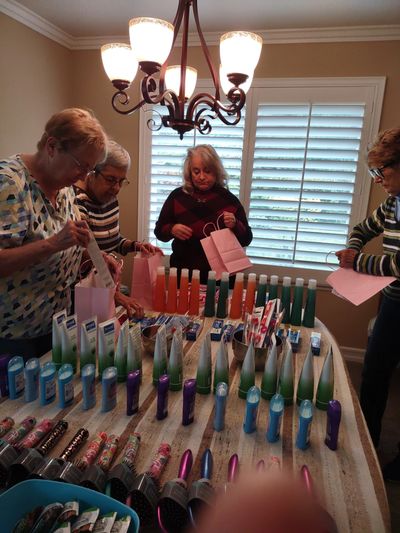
[
  {"x1": 0, "y1": 108, "x2": 107, "y2": 358},
  {"x1": 74, "y1": 139, "x2": 162, "y2": 318},
  {"x1": 335, "y1": 128, "x2": 400, "y2": 479}
]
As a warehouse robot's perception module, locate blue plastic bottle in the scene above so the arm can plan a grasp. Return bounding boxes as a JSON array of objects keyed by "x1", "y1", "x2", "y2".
[
  {"x1": 58, "y1": 363, "x2": 74, "y2": 408},
  {"x1": 8, "y1": 356, "x2": 25, "y2": 400},
  {"x1": 40, "y1": 362, "x2": 57, "y2": 406},
  {"x1": 243, "y1": 385, "x2": 261, "y2": 434},
  {"x1": 266, "y1": 393, "x2": 284, "y2": 443},
  {"x1": 295, "y1": 399, "x2": 314, "y2": 450}
]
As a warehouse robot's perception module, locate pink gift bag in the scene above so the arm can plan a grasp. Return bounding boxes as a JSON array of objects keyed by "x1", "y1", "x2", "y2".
[
  {"x1": 201, "y1": 219, "x2": 252, "y2": 280},
  {"x1": 131, "y1": 252, "x2": 164, "y2": 309},
  {"x1": 75, "y1": 269, "x2": 116, "y2": 325}
]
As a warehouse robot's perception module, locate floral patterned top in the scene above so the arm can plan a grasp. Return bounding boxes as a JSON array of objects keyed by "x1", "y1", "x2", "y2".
[{"x1": 0, "y1": 156, "x2": 82, "y2": 338}]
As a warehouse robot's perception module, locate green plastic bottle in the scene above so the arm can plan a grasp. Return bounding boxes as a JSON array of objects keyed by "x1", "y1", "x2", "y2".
[
  {"x1": 196, "y1": 332, "x2": 212, "y2": 394},
  {"x1": 280, "y1": 276, "x2": 292, "y2": 324},
  {"x1": 255, "y1": 274, "x2": 268, "y2": 308},
  {"x1": 216, "y1": 271, "x2": 230, "y2": 318},
  {"x1": 302, "y1": 279, "x2": 317, "y2": 328},
  {"x1": 127, "y1": 324, "x2": 142, "y2": 380},
  {"x1": 152, "y1": 325, "x2": 168, "y2": 386},
  {"x1": 268, "y1": 275, "x2": 279, "y2": 301},
  {"x1": 261, "y1": 334, "x2": 278, "y2": 400},
  {"x1": 290, "y1": 277, "x2": 304, "y2": 327},
  {"x1": 296, "y1": 346, "x2": 314, "y2": 405},
  {"x1": 316, "y1": 346, "x2": 334, "y2": 410},
  {"x1": 168, "y1": 327, "x2": 183, "y2": 391},
  {"x1": 278, "y1": 338, "x2": 294, "y2": 405},
  {"x1": 238, "y1": 343, "x2": 255, "y2": 399},
  {"x1": 204, "y1": 270, "x2": 216, "y2": 317},
  {"x1": 213, "y1": 339, "x2": 229, "y2": 394}
]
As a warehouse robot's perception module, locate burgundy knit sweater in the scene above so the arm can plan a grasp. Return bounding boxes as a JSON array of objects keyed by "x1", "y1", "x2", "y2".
[{"x1": 154, "y1": 185, "x2": 252, "y2": 283}]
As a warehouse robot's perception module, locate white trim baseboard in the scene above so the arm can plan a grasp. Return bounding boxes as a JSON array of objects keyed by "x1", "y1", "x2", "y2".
[{"x1": 1, "y1": 0, "x2": 400, "y2": 50}]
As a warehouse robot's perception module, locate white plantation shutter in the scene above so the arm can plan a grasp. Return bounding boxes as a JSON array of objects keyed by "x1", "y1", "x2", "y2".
[
  {"x1": 138, "y1": 77, "x2": 384, "y2": 280},
  {"x1": 246, "y1": 103, "x2": 365, "y2": 270}
]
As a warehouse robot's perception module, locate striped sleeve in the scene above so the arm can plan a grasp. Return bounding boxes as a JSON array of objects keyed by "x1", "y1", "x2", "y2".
[
  {"x1": 354, "y1": 251, "x2": 400, "y2": 277},
  {"x1": 347, "y1": 204, "x2": 385, "y2": 251}
]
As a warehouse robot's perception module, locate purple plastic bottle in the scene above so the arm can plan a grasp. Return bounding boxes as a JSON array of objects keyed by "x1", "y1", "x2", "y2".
[{"x1": 325, "y1": 399, "x2": 342, "y2": 450}]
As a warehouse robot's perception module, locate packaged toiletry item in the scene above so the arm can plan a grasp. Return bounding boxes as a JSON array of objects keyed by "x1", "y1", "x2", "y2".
[
  {"x1": 168, "y1": 327, "x2": 183, "y2": 391},
  {"x1": 98, "y1": 319, "x2": 116, "y2": 377},
  {"x1": 72, "y1": 507, "x2": 100, "y2": 533},
  {"x1": 186, "y1": 320, "x2": 203, "y2": 341},
  {"x1": 296, "y1": 399, "x2": 314, "y2": 450},
  {"x1": 40, "y1": 361, "x2": 57, "y2": 406},
  {"x1": 325, "y1": 399, "x2": 342, "y2": 451},
  {"x1": 61, "y1": 314, "x2": 78, "y2": 373},
  {"x1": 58, "y1": 363, "x2": 74, "y2": 408},
  {"x1": 52, "y1": 309, "x2": 67, "y2": 369},
  {"x1": 82, "y1": 364, "x2": 96, "y2": 410},
  {"x1": 182, "y1": 379, "x2": 197, "y2": 426},
  {"x1": 80, "y1": 317, "x2": 97, "y2": 372},
  {"x1": 126, "y1": 370, "x2": 141, "y2": 416},
  {"x1": 222, "y1": 320, "x2": 235, "y2": 342},
  {"x1": 156, "y1": 374, "x2": 169, "y2": 420},
  {"x1": 101, "y1": 367, "x2": 117, "y2": 412},
  {"x1": 8, "y1": 356, "x2": 24, "y2": 400},
  {"x1": 266, "y1": 393, "x2": 284, "y2": 443},
  {"x1": 210, "y1": 319, "x2": 224, "y2": 341},
  {"x1": 115, "y1": 320, "x2": 128, "y2": 382},
  {"x1": 214, "y1": 382, "x2": 228, "y2": 431},
  {"x1": 93, "y1": 511, "x2": 117, "y2": 533},
  {"x1": 243, "y1": 385, "x2": 261, "y2": 434},
  {"x1": 196, "y1": 332, "x2": 212, "y2": 394},
  {"x1": 24, "y1": 357, "x2": 40, "y2": 403},
  {"x1": 127, "y1": 323, "x2": 142, "y2": 377},
  {"x1": 310, "y1": 331, "x2": 321, "y2": 355}
]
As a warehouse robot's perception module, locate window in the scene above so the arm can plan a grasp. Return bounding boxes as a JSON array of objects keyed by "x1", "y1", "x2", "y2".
[{"x1": 138, "y1": 77, "x2": 385, "y2": 284}]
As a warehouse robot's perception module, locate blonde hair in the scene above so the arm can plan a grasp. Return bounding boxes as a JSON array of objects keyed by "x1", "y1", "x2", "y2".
[
  {"x1": 37, "y1": 108, "x2": 107, "y2": 160},
  {"x1": 183, "y1": 144, "x2": 228, "y2": 193},
  {"x1": 367, "y1": 128, "x2": 400, "y2": 168}
]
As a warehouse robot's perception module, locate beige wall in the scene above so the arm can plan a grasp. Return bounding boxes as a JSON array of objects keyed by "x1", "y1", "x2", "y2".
[
  {"x1": 0, "y1": 14, "x2": 72, "y2": 154},
  {"x1": 2, "y1": 12, "x2": 400, "y2": 351}
]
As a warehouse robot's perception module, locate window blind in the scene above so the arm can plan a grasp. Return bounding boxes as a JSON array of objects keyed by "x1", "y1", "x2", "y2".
[{"x1": 246, "y1": 103, "x2": 365, "y2": 270}]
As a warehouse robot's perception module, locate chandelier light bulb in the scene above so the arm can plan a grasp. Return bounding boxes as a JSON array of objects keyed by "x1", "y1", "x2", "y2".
[
  {"x1": 129, "y1": 17, "x2": 174, "y2": 67},
  {"x1": 165, "y1": 66, "x2": 198, "y2": 99},
  {"x1": 220, "y1": 31, "x2": 263, "y2": 78},
  {"x1": 101, "y1": 43, "x2": 138, "y2": 84}
]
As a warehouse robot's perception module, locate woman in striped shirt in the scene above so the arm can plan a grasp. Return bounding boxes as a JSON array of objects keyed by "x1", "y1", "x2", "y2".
[
  {"x1": 75, "y1": 140, "x2": 162, "y2": 317},
  {"x1": 336, "y1": 128, "x2": 400, "y2": 480}
]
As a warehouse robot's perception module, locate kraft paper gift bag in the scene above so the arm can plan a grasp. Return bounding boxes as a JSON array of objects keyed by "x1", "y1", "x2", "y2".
[
  {"x1": 75, "y1": 269, "x2": 116, "y2": 326},
  {"x1": 131, "y1": 252, "x2": 164, "y2": 309}
]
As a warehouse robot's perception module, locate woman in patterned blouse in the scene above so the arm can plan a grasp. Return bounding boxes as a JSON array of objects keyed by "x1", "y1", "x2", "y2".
[{"x1": 0, "y1": 108, "x2": 107, "y2": 358}]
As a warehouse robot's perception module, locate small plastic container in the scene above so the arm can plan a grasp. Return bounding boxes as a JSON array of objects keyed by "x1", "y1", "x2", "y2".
[{"x1": 0, "y1": 479, "x2": 139, "y2": 532}]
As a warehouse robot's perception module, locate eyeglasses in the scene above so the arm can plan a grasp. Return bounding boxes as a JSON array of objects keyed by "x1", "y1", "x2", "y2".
[
  {"x1": 97, "y1": 171, "x2": 130, "y2": 188},
  {"x1": 368, "y1": 161, "x2": 396, "y2": 180},
  {"x1": 64, "y1": 150, "x2": 96, "y2": 177}
]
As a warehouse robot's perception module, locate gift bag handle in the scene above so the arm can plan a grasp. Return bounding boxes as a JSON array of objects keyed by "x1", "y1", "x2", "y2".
[{"x1": 203, "y1": 222, "x2": 217, "y2": 237}]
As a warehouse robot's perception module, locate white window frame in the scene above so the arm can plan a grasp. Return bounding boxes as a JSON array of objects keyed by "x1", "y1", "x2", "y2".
[{"x1": 138, "y1": 77, "x2": 385, "y2": 284}]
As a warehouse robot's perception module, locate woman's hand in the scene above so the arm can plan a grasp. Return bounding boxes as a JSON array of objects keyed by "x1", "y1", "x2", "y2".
[
  {"x1": 50, "y1": 220, "x2": 91, "y2": 251},
  {"x1": 115, "y1": 291, "x2": 144, "y2": 319},
  {"x1": 223, "y1": 211, "x2": 236, "y2": 229},
  {"x1": 136, "y1": 242, "x2": 164, "y2": 256},
  {"x1": 171, "y1": 224, "x2": 193, "y2": 240},
  {"x1": 103, "y1": 253, "x2": 123, "y2": 284},
  {"x1": 335, "y1": 248, "x2": 357, "y2": 268}
]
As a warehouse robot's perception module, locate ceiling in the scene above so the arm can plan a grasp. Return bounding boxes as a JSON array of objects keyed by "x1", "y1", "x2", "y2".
[{"x1": 7, "y1": 0, "x2": 400, "y2": 39}]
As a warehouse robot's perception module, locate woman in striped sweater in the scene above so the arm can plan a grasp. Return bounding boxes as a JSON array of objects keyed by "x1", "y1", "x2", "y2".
[{"x1": 336, "y1": 128, "x2": 400, "y2": 480}]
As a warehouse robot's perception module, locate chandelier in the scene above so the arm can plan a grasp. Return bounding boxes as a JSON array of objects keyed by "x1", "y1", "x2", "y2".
[{"x1": 101, "y1": 0, "x2": 262, "y2": 139}]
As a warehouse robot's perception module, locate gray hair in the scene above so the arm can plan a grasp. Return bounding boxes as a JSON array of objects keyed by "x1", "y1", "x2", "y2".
[
  {"x1": 95, "y1": 139, "x2": 131, "y2": 173},
  {"x1": 183, "y1": 144, "x2": 228, "y2": 193}
]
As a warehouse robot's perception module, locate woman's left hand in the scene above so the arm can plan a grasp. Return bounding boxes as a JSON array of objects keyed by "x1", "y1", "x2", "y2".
[
  {"x1": 115, "y1": 291, "x2": 144, "y2": 319},
  {"x1": 223, "y1": 211, "x2": 236, "y2": 229},
  {"x1": 136, "y1": 242, "x2": 164, "y2": 256}
]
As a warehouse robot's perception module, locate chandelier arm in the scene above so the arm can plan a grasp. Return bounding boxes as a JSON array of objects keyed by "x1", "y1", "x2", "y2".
[
  {"x1": 192, "y1": 0, "x2": 220, "y2": 98},
  {"x1": 194, "y1": 101, "x2": 242, "y2": 128},
  {"x1": 159, "y1": 0, "x2": 186, "y2": 94},
  {"x1": 110, "y1": 90, "x2": 146, "y2": 116}
]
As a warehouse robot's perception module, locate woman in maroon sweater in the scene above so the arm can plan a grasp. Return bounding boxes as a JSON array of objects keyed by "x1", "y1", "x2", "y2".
[{"x1": 154, "y1": 144, "x2": 252, "y2": 284}]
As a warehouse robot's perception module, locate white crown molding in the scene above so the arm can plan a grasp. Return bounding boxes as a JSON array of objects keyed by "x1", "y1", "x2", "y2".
[
  {"x1": 340, "y1": 346, "x2": 365, "y2": 363},
  {"x1": 1, "y1": 0, "x2": 400, "y2": 50}
]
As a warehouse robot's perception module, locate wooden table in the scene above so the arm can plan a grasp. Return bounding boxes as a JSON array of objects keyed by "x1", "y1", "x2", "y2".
[{"x1": 0, "y1": 318, "x2": 390, "y2": 532}]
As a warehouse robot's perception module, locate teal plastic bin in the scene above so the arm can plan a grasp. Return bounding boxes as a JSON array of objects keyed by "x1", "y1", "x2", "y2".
[{"x1": 0, "y1": 479, "x2": 139, "y2": 532}]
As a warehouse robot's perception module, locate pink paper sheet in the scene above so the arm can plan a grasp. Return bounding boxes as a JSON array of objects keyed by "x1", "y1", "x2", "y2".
[{"x1": 326, "y1": 268, "x2": 396, "y2": 306}]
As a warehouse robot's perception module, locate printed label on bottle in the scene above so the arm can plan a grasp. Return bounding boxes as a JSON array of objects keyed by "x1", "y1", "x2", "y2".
[
  {"x1": 64, "y1": 381, "x2": 74, "y2": 402},
  {"x1": 46, "y1": 379, "x2": 56, "y2": 401},
  {"x1": 15, "y1": 372, "x2": 25, "y2": 394}
]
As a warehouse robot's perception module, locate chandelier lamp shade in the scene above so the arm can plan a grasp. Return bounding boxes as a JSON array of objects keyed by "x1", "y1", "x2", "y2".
[{"x1": 101, "y1": 0, "x2": 262, "y2": 138}]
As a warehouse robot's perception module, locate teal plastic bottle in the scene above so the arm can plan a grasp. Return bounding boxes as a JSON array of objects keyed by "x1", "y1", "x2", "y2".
[
  {"x1": 302, "y1": 279, "x2": 317, "y2": 328},
  {"x1": 268, "y1": 275, "x2": 279, "y2": 301},
  {"x1": 238, "y1": 343, "x2": 255, "y2": 399},
  {"x1": 316, "y1": 346, "x2": 334, "y2": 410},
  {"x1": 280, "y1": 276, "x2": 292, "y2": 324},
  {"x1": 290, "y1": 277, "x2": 304, "y2": 327},
  {"x1": 296, "y1": 346, "x2": 314, "y2": 405},
  {"x1": 255, "y1": 274, "x2": 268, "y2": 307},
  {"x1": 216, "y1": 271, "x2": 230, "y2": 318},
  {"x1": 261, "y1": 335, "x2": 278, "y2": 400},
  {"x1": 204, "y1": 270, "x2": 216, "y2": 317},
  {"x1": 278, "y1": 338, "x2": 294, "y2": 405}
]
